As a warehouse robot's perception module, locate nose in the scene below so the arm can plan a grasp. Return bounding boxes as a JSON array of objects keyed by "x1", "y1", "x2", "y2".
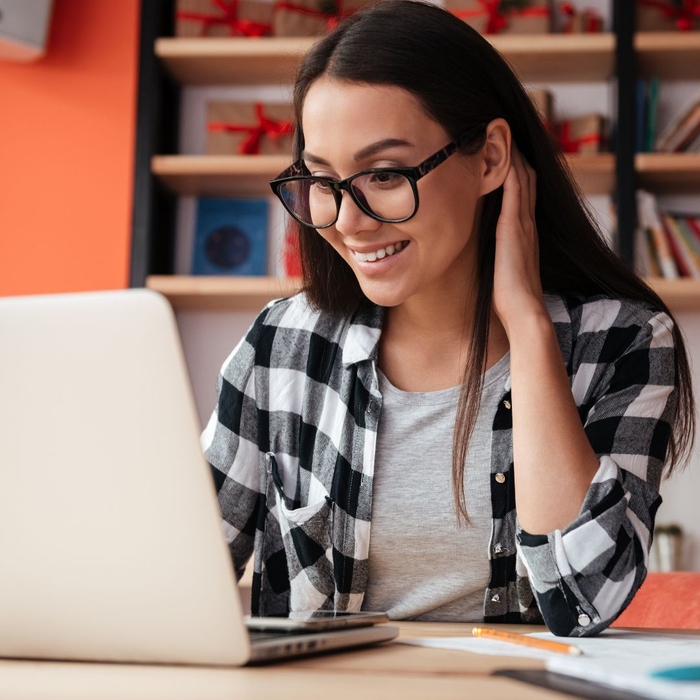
[{"x1": 334, "y1": 189, "x2": 381, "y2": 236}]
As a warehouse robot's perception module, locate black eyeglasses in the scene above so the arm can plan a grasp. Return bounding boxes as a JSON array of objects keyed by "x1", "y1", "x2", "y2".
[{"x1": 269, "y1": 122, "x2": 488, "y2": 229}]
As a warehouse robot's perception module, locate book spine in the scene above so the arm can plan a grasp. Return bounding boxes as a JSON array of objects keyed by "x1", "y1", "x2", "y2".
[
  {"x1": 635, "y1": 78, "x2": 647, "y2": 153},
  {"x1": 645, "y1": 227, "x2": 662, "y2": 278},
  {"x1": 675, "y1": 216, "x2": 700, "y2": 269},
  {"x1": 636, "y1": 190, "x2": 678, "y2": 279},
  {"x1": 646, "y1": 77, "x2": 659, "y2": 153},
  {"x1": 662, "y1": 214, "x2": 700, "y2": 278}
]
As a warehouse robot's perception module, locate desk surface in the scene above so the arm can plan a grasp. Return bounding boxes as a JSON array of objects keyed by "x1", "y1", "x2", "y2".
[{"x1": 1, "y1": 622, "x2": 697, "y2": 700}]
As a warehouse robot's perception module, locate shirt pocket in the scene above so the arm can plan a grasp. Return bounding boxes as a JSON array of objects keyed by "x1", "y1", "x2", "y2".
[{"x1": 265, "y1": 452, "x2": 335, "y2": 611}]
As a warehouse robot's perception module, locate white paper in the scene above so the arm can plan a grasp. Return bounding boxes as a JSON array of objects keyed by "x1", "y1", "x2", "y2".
[{"x1": 399, "y1": 630, "x2": 700, "y2": 699}]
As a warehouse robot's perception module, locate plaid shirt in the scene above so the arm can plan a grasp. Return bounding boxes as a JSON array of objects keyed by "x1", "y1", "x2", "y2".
[{"x1": 201, "y1": 290, "x2": 678, "y2": 637}]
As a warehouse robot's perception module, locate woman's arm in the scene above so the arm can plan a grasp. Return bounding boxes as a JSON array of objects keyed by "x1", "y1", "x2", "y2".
[{"x1": 492, "y1": 142, "x2": 678, "y2": 636}]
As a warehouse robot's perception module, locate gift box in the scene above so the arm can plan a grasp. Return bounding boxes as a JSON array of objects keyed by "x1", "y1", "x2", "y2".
[
  {"x1": 444, "y1": 0, "x2": 552, "y2": 35},
  {"x1": 559, "y1": 2, "x2": 603, "y2": 32},
  {"x1": 272, "y1": 0, "x2": 372, "y2": 37},
  {"x1": 636, "y1": 0, "x2": 700, "y2": 32},
  {"x1": 175, "y1": 0, "x2": 274, "y2": 37},
  {"x1": 206, "y1": 102, "x2": 294, "y2": 156},
  {"x1": 556, "y1": 113, "x2": 607, "y2": 154}
]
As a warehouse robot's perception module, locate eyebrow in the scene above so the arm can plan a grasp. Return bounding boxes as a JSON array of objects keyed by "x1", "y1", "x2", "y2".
[{"x1": 301, "y1": 138, "x2": 415, "y2": 166}]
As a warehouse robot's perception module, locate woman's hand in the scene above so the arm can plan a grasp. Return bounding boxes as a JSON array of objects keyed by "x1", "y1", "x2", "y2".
[{"x1": 492, "y1": 140, "x2": 547, "y2": 334}]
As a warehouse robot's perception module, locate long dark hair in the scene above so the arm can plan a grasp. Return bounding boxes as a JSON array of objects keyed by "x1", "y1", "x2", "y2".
[{"x1": 288, "y1": 0, "x2": 695, "y2": 524}]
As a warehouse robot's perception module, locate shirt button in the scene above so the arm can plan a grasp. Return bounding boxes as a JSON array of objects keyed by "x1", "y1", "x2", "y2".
[
  {"x1": 503, "y1": 399, "x2": 511, "y2": 409},
  {"x1": 578, "y1": 613, "x2": 591, "y2": 626},
  {"x1": 495, "y1": 472, "x2": 506, "y2": 484},
  {"x1": 491, "y1": 593, "x2": 500, "y2": 603},
  {"x1": 493, "y1": 543, "x2": 503, "y2": 554}
]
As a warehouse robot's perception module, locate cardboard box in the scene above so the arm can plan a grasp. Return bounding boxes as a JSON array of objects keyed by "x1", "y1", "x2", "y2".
[
  {"x1": 636, "y1": 0, "x2": 700, "y2": 32},
  {"x1": 444, "y1": 0, "x2": 552, "y2": 35},
  {"x1": 556, "y1": 113, "x2": 607, "y2": 154},
  {"x1": 206, "y1": 102, "x2": 294, "y2": 156},
  {"x1": 175, "y1": 0, "x2": 274, "y2": 37},
  {"x1": 272, "y1": 0, "x2": 372, "y2": 37}
]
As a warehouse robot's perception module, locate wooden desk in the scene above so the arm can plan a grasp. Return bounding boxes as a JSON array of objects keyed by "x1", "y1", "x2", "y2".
[{"x1": 0, "y1": 622, "x2": 696, "y2": 700}]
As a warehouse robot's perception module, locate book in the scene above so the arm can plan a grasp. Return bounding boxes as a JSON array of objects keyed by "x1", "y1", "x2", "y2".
[
  {"x1": 661, "y1": 213, "x2": 700, "y2": 278},
  {"x1": 664, "y1": 105, "x2": 700, "y2": 152},
  {"x1": 655, "y1": 87, "x2": 700, "y2": 152},
  {"x1": 635, "y1": 78, "x2": 647, "y2": 153},
  {"x1": 191, "y1": 197, "x2": 269, "y2": 276},
  {"x1": 636, "y1": 190, "x2": 678, "y2": 279},
  {"x1": 646, "y1": 77, "x2": 660, "y2": 153}
]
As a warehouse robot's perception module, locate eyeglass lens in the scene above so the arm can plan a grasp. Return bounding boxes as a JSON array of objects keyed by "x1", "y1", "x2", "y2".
[{"x1": 277, "y1": 172, "x2": 415, "y2": 227}]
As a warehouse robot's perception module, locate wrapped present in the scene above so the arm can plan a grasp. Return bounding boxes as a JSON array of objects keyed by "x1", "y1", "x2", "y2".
[
  {"x1": 175, "y1": 0, "x2": 274, "y2": 37},
  {"x1": 556, "y1": 113, "x2": 607, "y2": 154},
  {"x1": 559, "y1": 2, "x2": 603, "y2": 32},
  {"x1": 636, "y1": 0, "x2": 700, "y2": 31},
  {"x1": 272, "y1": 0, "x2": 372, "y2": 37},
  {"x1": 444, "y1": 0, "x2": 552, "y2": 35},
  {"x1": 206, "y1": 102, "x2": 294, "y2": 156}
]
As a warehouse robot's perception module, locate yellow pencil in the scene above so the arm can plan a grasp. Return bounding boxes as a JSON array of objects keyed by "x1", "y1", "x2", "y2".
[{"x1": 472, "y1": 627, "x2": 584, "y2": 656}]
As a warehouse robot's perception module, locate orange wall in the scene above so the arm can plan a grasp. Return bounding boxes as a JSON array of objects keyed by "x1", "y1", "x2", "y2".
[{"x1": 0, "y1": 0, "x2": 140, "y2": 296}]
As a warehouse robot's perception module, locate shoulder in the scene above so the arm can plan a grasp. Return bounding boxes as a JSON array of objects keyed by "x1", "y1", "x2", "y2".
[{"x1": 248, "y1": 291, "x2": 369, "y2": 364}]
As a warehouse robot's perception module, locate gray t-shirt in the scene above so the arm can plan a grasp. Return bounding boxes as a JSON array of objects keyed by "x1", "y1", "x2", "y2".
[{"x1": 361, "y1": 350, "x2": 511, "y2": 621}]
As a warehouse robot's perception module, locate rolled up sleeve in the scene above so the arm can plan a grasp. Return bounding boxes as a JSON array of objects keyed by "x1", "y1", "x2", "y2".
[{"x1": 515, "y1": 309, "x2": 679, "y2": 636}]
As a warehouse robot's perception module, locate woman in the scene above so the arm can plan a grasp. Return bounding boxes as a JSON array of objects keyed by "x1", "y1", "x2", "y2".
[{"x1": 200, "y1": 0, "x2": 695, "y2": 636}]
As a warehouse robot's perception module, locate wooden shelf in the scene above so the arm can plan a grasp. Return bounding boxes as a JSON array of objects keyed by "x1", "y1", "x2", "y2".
[
  {"x1": 646, "y1": 278, "x2": 700, "y2": 312},
  {"x1": 147, "y1": 275, "x2": 302, "y2": 311},
  {"x1": 152, "y1": 153, "x2": 616, "y2": 197},
  {"x1": 636, "y1": 153, "x2": 700, "y2": 193},
  {"x1": 147, "y1": 274, "x2": 700, "y2": 312},
  {"x1": 152, "y1": 155, "x2": 288, "y2": 196},
  {"x1": 636, "y1": 31, "x2": 700, "y2": 80},
  {"x1": 155, "y1": 33, "x2": 615, "y2": 85}
]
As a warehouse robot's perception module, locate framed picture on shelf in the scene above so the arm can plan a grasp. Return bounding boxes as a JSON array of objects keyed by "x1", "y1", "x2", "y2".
[{"x1": 191, "y1": 198, "x2": 269, "y2": 276}]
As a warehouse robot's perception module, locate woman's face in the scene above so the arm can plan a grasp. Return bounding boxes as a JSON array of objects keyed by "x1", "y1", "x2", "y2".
[{"x1": 300, "y1": 76, "x2": 502, "y2": 309}]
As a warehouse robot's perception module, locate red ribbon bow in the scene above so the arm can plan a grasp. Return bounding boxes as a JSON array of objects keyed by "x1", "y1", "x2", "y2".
[
  {"x1": 176, "y1": 0, "x2": 273, "y2": 37},
  {"x1": 449, "y1": 0, "x2": 551, "y2": 35},
  {"x1": 557, "y1": 121, "x2": 602, "y2": 153},
  {"x1": 208, "y1": 103, "x2": 294, "y2": 155},
  {"x1": 637, "y1": 0, "x2": 700, "y2": 31},
  {"x1": 272, "y1": 0, "x2": 361, "y2": 30}
]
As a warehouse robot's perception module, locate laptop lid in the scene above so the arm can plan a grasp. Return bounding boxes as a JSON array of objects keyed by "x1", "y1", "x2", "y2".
[{"x1": 0, "y1": 289, "x2": 251, "y2": 666}]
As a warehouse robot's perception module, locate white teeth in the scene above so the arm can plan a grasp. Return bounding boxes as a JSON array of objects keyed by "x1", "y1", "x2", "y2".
[{"x1": 353, "y1": 241, "x2": 408, "y2": 262}]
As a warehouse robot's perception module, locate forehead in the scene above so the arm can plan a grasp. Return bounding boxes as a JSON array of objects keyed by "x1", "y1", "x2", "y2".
[{"x1": 301, "y1": 78, "x2": 442, "y2": 152}]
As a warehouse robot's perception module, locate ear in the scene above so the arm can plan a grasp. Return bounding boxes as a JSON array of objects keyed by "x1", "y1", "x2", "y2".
[{"x1": 477, "y1": 118, "x2": 511, "y2": 197}]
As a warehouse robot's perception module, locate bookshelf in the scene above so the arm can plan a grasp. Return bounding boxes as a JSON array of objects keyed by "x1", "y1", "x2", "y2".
[
  {"x1": 130, "y1": 3, "x2": 700, "y2": 312},
  {"x1": 154, "y1": 32, "x2": 616, "y2": 84}
]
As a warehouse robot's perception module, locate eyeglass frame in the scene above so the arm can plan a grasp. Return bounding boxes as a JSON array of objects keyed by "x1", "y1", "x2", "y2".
[{"x1": 268, "y1": 121, "x2": 489, "y2": 229}]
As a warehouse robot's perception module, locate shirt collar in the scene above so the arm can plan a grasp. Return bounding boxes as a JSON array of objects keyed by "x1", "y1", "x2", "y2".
[
  {"x1": 341, "y1": 302, "x2": 386, "y2": 367},
  {"x1": 340, "y1": 293, "x2": 572, "y2": 370}
]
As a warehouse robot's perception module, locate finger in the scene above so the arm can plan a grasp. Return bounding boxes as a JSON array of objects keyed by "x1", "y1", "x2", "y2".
[
  {"x1": 500, "y1": 156, "x2": 521, "y2": 225},
  {"x1": 510, "y1": 146, "x2": 531, "y2": 226}
]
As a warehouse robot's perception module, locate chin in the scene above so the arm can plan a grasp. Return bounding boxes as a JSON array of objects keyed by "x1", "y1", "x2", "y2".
[{"x1": 356, "y1": 281, "x2": 409, "y2": 308}]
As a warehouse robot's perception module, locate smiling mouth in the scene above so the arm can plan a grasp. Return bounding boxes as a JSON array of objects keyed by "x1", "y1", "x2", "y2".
[{"x1": 350, "y1": 240, "x2": 410, "y2": 262}]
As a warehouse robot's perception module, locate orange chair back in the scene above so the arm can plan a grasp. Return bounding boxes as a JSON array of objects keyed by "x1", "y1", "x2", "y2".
[{"x1": 611, "y1": 573, "x2": 700, "y2": 630}]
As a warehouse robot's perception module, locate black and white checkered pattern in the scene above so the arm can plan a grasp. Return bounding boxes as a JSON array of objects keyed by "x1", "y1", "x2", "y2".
[{"x1": 201, "y1": 291, "x2": 677, "y2": 636}]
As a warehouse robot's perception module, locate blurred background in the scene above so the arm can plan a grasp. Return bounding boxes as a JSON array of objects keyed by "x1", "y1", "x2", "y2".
[{"x1": 1, "y1": 0, "x2": 699, "y2": 572}]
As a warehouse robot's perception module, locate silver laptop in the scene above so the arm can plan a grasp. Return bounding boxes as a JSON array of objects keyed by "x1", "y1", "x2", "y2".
[{"x1": 0, "y1": 288, "x2": 398, "y2": 665}]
